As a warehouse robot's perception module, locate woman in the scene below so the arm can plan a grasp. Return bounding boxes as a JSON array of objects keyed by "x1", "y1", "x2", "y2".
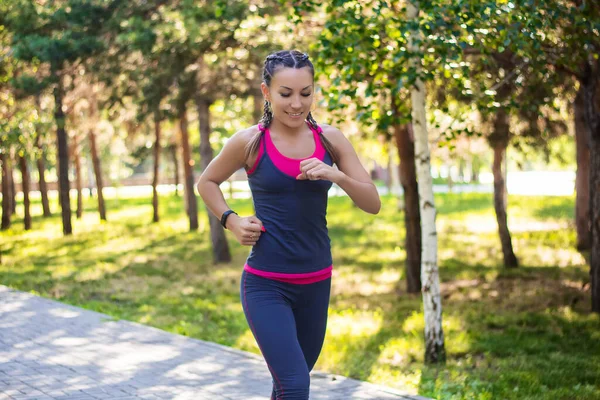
[{"x1": 197, "y1": 50, "x2": 380, "y2": 400}]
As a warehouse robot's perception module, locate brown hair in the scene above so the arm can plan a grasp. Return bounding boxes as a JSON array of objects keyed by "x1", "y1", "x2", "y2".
[{"x1": 245, "y1": 50, "x2": 339, "y2": 165}]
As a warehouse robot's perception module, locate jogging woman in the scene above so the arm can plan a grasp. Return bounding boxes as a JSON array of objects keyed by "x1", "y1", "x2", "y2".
[{"x1": 197, "y1": 50, "x2": 381, "y2": 400}]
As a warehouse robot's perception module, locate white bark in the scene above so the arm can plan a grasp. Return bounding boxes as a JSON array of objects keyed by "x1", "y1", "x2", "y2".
[{"x1": 406, "y1": 1, "x2": 446, "y2": 363}]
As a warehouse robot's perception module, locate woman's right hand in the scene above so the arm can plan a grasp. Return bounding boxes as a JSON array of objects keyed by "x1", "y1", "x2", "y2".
[{"x1": 227, "y1": 215, "x2": 264, "y2": 246}]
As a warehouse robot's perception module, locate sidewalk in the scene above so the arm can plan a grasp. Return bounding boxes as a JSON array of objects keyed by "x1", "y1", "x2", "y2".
[{"x1": 0, "y1": 286, "x2": 431, "y2": 400}]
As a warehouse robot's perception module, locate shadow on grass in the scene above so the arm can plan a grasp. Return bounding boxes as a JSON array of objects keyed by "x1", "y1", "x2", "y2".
[
  {"x1": 416, "y1": 261, "x2": 598, "y2": 400},
  {"x1": 530, "y1": 196, "x2": 575, "y2": 220},
  {"x1": 433, "y1": 193, "x2": 493, "y2": 216},
  {"x1": 322, "y1": 253, "x2": 597, "y2": 400}
]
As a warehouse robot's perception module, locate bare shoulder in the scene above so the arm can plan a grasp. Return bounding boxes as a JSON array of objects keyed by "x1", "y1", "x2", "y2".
[
  {"x1": 230, "y1": 125, "x2": 261, "y2": 147},
  {"x1": 231, "y1": 125, "x2": 262, "y2": 168},
  {"x1": 321, "y1": 124, "x2": 352, "y2": 152},
  {"x1": 213, "y1": 125, "x2": 261, "y2": 168},
  {"x1": 319, "y1": 123, "x2": 346, "y2": 144}
]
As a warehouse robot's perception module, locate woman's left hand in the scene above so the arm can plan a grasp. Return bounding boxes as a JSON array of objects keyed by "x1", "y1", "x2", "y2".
[{"x1": 296, "y1": 158, "x2": 342, "y2": 183}]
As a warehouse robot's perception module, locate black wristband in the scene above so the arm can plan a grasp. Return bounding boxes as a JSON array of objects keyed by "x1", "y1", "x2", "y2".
[{"x1": 220, "y1": 210, "x2": 238, "y2": 229}]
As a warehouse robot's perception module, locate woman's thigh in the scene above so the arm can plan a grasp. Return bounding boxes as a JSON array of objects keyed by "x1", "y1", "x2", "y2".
[
  {"x1": 293, "y1": 277, "x2": 331, "y2": 371},
  {"x1": 240, "y1": 271, "x2": 310, "y2": 393}
]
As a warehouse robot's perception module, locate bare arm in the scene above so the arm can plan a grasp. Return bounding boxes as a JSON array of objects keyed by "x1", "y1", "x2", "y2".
[
  {"x1": 196, "y1": 127, "x2": 263, "y2": 245},
  {"x1": 298, "y1": 125, "x2": 381, "y2": 214},
  {"x1": 327, "y1": 126, "x2": 381, "y2": 214}
]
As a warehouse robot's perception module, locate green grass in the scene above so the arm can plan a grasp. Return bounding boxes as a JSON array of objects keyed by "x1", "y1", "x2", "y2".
[{"x1": 2, "y1": 191, "x2": 599, "y2": 400}]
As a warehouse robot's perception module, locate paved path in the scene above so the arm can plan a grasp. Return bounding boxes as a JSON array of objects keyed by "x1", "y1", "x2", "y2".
[{"x1": 0, "y1": 286, "x2": 430, "y2": 400}]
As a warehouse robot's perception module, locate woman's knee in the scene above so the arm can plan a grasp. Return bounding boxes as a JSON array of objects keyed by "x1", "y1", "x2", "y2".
[{"x1": 275, "y1": 372, "x2": 310, "y2": 399}]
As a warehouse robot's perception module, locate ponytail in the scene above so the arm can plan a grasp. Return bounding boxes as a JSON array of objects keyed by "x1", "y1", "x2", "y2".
[
  {"x1": 245, "y1": 100, "x2": 270, "y2": 163},
  {"x1": 307, "y1": 111, "x2": 339, "y2": 165}
]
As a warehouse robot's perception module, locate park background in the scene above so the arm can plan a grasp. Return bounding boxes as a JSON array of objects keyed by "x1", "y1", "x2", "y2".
[{"x1": 1, "y1": 1, "x2": 599, "y2": 399}]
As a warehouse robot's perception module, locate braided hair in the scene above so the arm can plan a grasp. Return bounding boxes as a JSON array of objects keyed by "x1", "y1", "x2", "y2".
[{"x1": 245, "y1": 50, "x2": 339, "y2": 164}]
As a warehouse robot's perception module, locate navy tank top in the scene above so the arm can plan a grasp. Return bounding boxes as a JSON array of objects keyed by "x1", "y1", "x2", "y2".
[{"x1": 244, "y1": 123, "x2": 334, "y2": 276}]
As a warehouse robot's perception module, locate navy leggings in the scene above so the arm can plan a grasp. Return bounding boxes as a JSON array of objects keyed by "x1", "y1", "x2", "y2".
[{"x1": 240, "y1": 270, "x2": 331, "y2": 400}]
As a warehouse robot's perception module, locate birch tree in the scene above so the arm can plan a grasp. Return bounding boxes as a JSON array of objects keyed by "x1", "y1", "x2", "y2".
[
  {"x1": 288, "y1": 0, "x2": 458, "y2": 361},
  {"x1": 406, "y1": 0, "x2": 445, "y2": 363}
]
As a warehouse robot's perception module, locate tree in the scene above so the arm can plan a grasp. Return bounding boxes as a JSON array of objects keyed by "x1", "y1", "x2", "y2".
[
  {"x1": 102, "y1": 0, "x2": 176, "y2": 224},
  {"x1": 87, "y1": 87, "x2": 107, "y2": 221},
  {"x1": 17, "y1": 152, "x2": 31, "y2": 229},
  {"x1": 59, "y1": 75, "x2": 108, "y2": 221},
  {"x1": 393, "y1": 123, "x2": 422, "y2": 292},
  {"x1": 436, "y1": 2, "x2": 567, "y2": 269},
  {"x1": 289, "y1": 0, "x2": 462, "y2": 362},
  {"x1": 0, "y1": 90, "x2": 38, "y2": 231},
  {"x1": 33, "y1": 95, "x2": 53, "y2": 218},
  {"x1": 173, "y1": 72, "x2": 199, "y2": 231},
  {"x1": 0, "y1": 6, "x2": 16, "y2": 230},
  {"x1": 481, "y1": 59, "x2": 520, "y2": 268},
  {"x1": 0, "y1": 144, "x2": 13, "y2": 230},
  {"x1": 194, "y1": 66, "x2": 230, "y2": 260},
  {"x1": 499, "y1": 0, "x2": 600, "y2": 311},
  {"x1": 574, "y1": 86, "x2": 591, "y2": 250},
  {"x1": 406, "y1": 0, "x2": 445, "y2": 363},
  {"x1": 7, "y1": 0, "x2": 118, "y2": 235}
]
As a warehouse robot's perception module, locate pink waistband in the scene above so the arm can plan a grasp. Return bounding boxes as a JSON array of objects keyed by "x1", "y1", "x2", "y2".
[{"x1": 244, "y1": 264, "x2": 332, "y2": 285}]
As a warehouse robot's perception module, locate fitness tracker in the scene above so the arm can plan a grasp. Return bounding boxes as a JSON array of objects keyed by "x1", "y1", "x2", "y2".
[{"x1": 220, "y1": 210, "x2": 238, "y2": 229}]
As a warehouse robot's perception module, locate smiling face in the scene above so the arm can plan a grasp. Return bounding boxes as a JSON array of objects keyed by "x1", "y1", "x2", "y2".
[{"x1": 261, "y1": 66, "x2": 314, "y2": 130}]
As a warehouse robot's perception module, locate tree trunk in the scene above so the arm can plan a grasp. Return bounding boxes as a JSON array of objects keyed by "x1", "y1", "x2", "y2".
[
  {"x1": 53, "y1": 69, "x2": 72, "y2": 235},
  {"x1": 385, "y1": 154, "x2": 393, "y2": 195},
  {"x1": 89, "y1": 129, "x2": 106, "y2": 221},
  {"x1": 407, "y1": 0, "x2": 445, "y2": 364},
  {"x1": 72, "y1": 137, "x2": 83, "y2": 219},
  {"x1": 581, "y1": 61, "x2": 600, "y2": 313},
  {"x1": 35, "y1": 133, "x2": 52, "y2": 217},
  {"x1": 170, "y1": 144, "x2": 180, "y2": 197},
  {"x1": 87, "y1": 94, "x2": 106, "y2": 221},
  {"x1": 1, "y1": 148, "x2": 12, "y2": 230},
  {"x1": 458, "y1": 159, "x2": 465, "y2": 182},
  {"x1": 197, "y1": 95, "x2": 231, "y2": 263},
  {"x1": 575, "y1": 86, "x2": 591, "y2": 251},
  {"x1": 253, "y1": 89, "x2": 263, "y2": 124},
  {"x1": 86, "y1": 157, "x2": 94, "y2": 199},
  {"x1": 393, "y1": 122, "x2": 422, "y2": 293},
  {"x1": 178, "y1": 107, "x2": 198, "y2": 231},
  {"x1": 18, "y1": 155, "x2": 31, "y2": 230},
  {"x1": 471, "y1": 156, "x2": 480, "y2": 183},
  {"x1": 590, "y1": 134, "x2": 600, "y2": 313},
  {"x1": 152, "y1": 110, "x2": 161, "y2": 223},
  {"x1": 446, "y1": 163, "x2": 454, "y2": 193},
  {"x1": 9, "y1": 153, "x2": 16, "y2": 215},
  {"x1": 490, "y1": 107, "x2": 519, "y2": 268}
]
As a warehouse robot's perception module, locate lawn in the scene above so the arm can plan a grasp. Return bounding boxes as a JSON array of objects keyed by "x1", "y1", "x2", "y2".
[{"x1": 2, "y1": 190, "x2": 599, "y2": 400}]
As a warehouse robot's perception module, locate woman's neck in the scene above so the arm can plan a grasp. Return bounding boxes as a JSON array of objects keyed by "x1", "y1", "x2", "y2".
[{"x1": 269, "y1": 118, "x2": 309, "y2": 138}]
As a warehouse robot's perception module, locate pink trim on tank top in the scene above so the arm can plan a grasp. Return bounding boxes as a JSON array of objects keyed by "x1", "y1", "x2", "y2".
[
  {"x1": 244, "y1": 264, "x2": 332, "y2": 284},
  {"x1": 246, "y1": 123, "x2": 325, "y2": 177},
  {"x1": 266, "y1": 127, "x2": 325, "y2": 177}
]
